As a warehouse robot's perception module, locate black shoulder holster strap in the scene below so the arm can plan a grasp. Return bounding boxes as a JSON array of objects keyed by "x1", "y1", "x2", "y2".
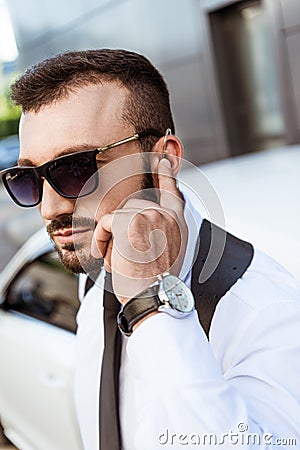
[{"x1": 191, "y1": 219, "x2": 254, "y2": 338}]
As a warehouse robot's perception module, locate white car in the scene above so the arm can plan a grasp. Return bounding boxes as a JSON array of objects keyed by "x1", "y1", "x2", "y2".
[{"x1": 0, "y1": 228, "x2": 83, "y2": 450}]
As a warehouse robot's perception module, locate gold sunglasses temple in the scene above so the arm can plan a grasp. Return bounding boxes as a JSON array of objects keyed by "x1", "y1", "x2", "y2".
[{"x1": 96, "y1": 134, "x2": 140, "y2": 154}]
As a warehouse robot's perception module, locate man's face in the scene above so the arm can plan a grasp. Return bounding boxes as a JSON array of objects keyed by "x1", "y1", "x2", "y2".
[{"x1": 19, "y1": 82, "x2": 153, "y2": 273}]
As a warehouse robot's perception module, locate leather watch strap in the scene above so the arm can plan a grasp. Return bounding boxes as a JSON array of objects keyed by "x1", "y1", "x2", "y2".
[{"x1": 117, "y1": 287, "x2": 160, "y2": 336}]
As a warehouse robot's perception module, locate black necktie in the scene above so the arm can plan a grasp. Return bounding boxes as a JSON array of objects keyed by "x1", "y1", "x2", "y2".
[
  {"x1": 99, "y1": 271, "x2": 122, "y2": 449},
  {"x1": 84, "y1": 275, "x2": 95, "y2": 296}
]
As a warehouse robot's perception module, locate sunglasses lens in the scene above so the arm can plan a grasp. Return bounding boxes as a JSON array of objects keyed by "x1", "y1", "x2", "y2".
[
  {"x1": 4, "y1": 169, "x2": 40, "y2": 207},
  {"x1": 48, "y1": 153, "x2": 98, "y2": 197}
]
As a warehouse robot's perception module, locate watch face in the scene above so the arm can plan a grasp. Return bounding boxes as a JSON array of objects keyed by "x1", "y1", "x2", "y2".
[{"x1": 162, "y1": 275, "x2": 194, "y2": 313}]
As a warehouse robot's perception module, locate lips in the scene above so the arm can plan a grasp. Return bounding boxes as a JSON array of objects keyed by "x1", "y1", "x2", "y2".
[{"x1": 53, "y1": 228, "x2": 91, "y2": 245}]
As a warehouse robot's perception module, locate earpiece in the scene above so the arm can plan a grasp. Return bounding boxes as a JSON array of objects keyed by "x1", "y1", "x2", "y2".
[{"x1": 162, "y1": 128, "x2": 172, "y2": 159}]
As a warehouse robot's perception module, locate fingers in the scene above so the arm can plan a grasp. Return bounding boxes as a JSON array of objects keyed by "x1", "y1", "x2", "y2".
[
  {"x1": 91, "y1": 159, "x2": 185, "y2": 278},
  {"x1": 157, "y1": 158, "x2": 184, "y2": 215},
  {"x1": 91, "y1": 161, "x2": 184, "y2": 261},
  {"x1": 91, "y1": 213, "x2": 113, "y2": 259}
]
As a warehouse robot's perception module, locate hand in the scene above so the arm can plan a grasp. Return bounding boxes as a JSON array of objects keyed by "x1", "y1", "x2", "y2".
[{"x1": 92, "y1": 158, "x2": 188, "y2": 304}]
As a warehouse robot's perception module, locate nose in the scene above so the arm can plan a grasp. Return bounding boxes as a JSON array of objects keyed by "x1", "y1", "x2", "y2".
[{"x1": 40, "y1": 179, "x2": 75, "y2": 221}]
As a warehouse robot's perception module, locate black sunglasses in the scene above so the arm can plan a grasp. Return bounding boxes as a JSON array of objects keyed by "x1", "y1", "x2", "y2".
[{"x1": 0, "y1": 129, "x2": 163, "y2": 208}]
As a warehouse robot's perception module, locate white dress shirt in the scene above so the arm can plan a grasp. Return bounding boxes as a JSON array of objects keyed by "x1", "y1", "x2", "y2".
[{"x1": 74, "y1": 194, "x2": 300, "y2": 449}]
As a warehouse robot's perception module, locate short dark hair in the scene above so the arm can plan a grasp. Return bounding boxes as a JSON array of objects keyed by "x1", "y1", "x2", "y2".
[{"x1": 11, "y1": 49, "x2": 175, "y2": 151}]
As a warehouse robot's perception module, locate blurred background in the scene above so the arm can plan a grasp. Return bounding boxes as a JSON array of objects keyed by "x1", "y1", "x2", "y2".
[
  {"x1": 2, "y1": 0, "x2": 300, "y2": 162},
  {"x1": 0, "y1": 1, "x2": 299, "y2": 448}
]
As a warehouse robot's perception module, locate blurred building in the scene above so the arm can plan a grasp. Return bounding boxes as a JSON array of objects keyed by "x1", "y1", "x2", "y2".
[{"x1": 6, "y1": 0, "x2": 300, "y2": 165}]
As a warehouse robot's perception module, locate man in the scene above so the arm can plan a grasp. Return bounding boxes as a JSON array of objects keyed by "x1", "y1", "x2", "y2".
[{"x1": 1, "y1": 49, "x2": 300, "y2": 449}]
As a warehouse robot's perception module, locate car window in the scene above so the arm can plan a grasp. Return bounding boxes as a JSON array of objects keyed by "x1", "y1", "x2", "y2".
[{"x1": 4, "y1": 251, "x2": 80, "y2": 333}]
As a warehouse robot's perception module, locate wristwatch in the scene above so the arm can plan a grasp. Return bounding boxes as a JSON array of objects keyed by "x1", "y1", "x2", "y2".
[{"x1": 117, "y1": 273, "x2": 195, "y2": 336}]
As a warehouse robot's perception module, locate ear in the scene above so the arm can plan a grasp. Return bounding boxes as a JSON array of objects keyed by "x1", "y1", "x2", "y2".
[{"x1": 151, "y1": 134, "x2": 183, "y2": 176}]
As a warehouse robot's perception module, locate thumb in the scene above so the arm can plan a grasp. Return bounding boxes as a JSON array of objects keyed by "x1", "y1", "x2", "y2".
[{"x1": 91, "y1": 214, "x2": 113, "y2": 258}]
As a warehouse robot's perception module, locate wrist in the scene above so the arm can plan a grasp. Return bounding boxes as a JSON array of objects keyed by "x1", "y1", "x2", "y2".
[{"x1": 117, "y1": 273, "x2": 194, "y2": 337}]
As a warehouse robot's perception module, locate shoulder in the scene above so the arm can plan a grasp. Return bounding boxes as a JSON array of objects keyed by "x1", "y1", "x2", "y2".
[
  {"x1": 227, "y1": 247, "x2": 300, "y2": 311},
  {"x1": 210, "y1": 248, "x2": 300, "y2": 373}
]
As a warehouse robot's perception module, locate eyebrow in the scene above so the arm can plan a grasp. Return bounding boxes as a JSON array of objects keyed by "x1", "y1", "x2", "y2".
[{"x1": 17, "y1": 143, "x2": 100, "y2": 167}]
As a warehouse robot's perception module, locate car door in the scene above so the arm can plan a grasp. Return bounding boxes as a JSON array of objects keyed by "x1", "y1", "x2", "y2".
[{"x1": 0, "y1": 250, "x2": 83, "y2": 450}]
